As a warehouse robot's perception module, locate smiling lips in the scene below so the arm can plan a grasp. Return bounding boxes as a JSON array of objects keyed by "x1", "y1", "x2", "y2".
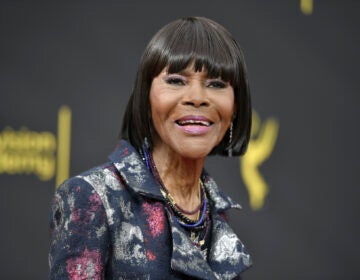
[{"x1": 175, "y1": 115, "x2": 213, "y2": 135}]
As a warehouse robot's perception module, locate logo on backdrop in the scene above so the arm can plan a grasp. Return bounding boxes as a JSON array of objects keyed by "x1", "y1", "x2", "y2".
[
  {"x1": 239, "y1": 0, "x2": 313, "y2": 209},
  {"x1": 300, "y1": 0, "x2": 313, "y2": 15},
  {"x1": 0, "y1": 106, "x2": 72, "y2": 187},
  {"x1": 240, "y1": 111, "x2": 279, "y2": 210}
]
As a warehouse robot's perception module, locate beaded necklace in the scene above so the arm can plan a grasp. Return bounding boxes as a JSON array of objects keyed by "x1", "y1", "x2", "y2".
[{"x1": 142, "y1": 147, "x2": 211, "y2": 251}]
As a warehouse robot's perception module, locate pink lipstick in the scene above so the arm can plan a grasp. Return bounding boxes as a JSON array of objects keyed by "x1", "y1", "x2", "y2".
[{"x1": 175, "y1": 115, "x2": 213, "y2": 135}]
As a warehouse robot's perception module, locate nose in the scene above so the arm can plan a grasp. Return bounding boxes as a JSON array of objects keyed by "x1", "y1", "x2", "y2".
[{"x1": 181, "y1": 81, "x2": 209, "y2": 108}]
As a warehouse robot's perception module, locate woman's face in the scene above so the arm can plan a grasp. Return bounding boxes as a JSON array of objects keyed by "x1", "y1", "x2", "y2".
[{"x1": 149, "y1": 66, "x2": 235, "y2": 159}]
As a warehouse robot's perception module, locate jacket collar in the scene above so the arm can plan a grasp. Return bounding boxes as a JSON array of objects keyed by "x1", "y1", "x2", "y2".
[
  {"x1": 108, "y1": 140, "x2": 164, "y2": 200},
  {"x1": 109, "y1": 140, "x2": 252, "y2": 278},
  {"x1": 109, "y1": 140, "x2": 241, "y2": 212}
]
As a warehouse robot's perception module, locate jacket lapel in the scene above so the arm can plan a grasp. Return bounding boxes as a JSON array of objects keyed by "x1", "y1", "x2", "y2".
[
  {"x1": 167, "y1": 209, "x2": 218, "y2": 280},
  {"x1": 208, "y1": 212, "x2": 252, "y2": 279},
  {"x1": 202, "y1": 171, "x2": 252, "y2": 278},
  {"x1": 109, "y1": 140, "x2": 252, "y2": 279},
  {"x1": 167, "y1": 209, "x2": 252, "y2": 280},
  {"x1": 167, "y1": 171, "x2": 252, "y2": 280}
]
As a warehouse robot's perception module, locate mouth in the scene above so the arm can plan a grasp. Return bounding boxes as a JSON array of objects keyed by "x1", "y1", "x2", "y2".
[
  {"x1": 175, "y1": 116, "x2": 213, "y2": 127},
  {"x1": 175, "y1": 116, "x2": 213, "y2": 135}
]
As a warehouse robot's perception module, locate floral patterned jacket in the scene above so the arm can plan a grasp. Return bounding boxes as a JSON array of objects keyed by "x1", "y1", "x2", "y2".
[{"x1": 49, "y1": 140, "x2": 252, "y2": 279}]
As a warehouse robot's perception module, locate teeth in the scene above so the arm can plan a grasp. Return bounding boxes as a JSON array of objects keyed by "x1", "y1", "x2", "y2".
[{"x1": 178, "y1": 120, "x2": 211, "y2": 126}]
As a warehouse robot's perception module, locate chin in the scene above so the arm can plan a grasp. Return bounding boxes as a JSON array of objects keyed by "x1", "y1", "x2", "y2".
[{"x1": 175, "y1": 144, "x2": 214, "y2": 160}]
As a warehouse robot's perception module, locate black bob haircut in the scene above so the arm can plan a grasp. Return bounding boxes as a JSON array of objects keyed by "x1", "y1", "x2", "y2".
[{"x1": 121, "y1": 17, "x2": 252, "y2": 156}]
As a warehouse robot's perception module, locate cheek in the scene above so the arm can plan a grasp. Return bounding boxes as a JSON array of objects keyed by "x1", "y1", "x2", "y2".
[
  {"x1": 220, "y1": 94, "x2": 235, "y2": 122},
  {"x1": 149, "y1": 95, "x2": 173, "y2": 139},
  {"x1": 150, "y1": 102, "x2": 161, "y2": 134},
  {"x1": 150, "y1": 99, "x2": 165, "y2": 125},
  {"x1": 149, "y1": 86, "x2": 161, "y2": 126}
]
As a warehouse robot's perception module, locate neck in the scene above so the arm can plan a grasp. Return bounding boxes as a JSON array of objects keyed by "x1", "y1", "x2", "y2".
[{"x1": 152, "y1": 146, "x2": 205, "y2": 212}]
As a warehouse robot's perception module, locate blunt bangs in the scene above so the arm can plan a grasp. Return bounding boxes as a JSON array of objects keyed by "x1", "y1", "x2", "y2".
[
  {"x1": 145, "y1": 18, "x2": 241, "y2": 87},
  {"x1": 122, "y1": 17, "x2": 251, "y2": 157}
]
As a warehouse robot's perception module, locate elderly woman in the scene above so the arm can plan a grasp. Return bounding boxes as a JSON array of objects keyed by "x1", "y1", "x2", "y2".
[{"x1": 49, "y1": 17, "x2": 252, "y2": 279}]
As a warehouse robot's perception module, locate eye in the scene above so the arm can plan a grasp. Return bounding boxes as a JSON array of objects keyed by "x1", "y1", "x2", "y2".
[
  {"x1": 206, "y1": 79, "x2": 227, "y2": 89},
  {"x1": 164, "y1": 75, "x2": 186, "y2": 86}
]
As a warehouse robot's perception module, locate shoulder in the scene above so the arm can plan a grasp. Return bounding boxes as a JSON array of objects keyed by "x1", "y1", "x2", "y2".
[
  {"x1": 53, "y1": 162, "x2": 127, "y2": 224},
  {"x1": 56, "y1": 162, "x2": 124, "y2": 199}
]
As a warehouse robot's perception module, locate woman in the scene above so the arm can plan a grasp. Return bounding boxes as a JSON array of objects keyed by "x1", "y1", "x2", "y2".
[{"x1": 49, "y1": 17, "x2": 252, "y2": 279}]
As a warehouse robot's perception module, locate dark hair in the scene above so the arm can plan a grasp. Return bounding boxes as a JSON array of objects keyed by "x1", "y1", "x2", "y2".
[{"x1": 121, "y1": 16, "x2": 251, "y2": 156}]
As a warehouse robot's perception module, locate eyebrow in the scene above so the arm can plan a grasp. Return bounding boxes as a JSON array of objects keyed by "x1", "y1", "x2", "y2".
[{"x1": 167, "y1": 70, "x2": 229, "y2": 83}]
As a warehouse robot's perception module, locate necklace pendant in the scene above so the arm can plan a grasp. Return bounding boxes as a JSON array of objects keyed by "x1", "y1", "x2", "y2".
[
  {"x1": 160, "y1": 189, "x2": 167, "y2": 198},
  {"x1": 190, "y1": 231, "x2": 196, "y2": 241},
  {"x1": 168, "y1": 193, "x2": 175, "y2": 204}
]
